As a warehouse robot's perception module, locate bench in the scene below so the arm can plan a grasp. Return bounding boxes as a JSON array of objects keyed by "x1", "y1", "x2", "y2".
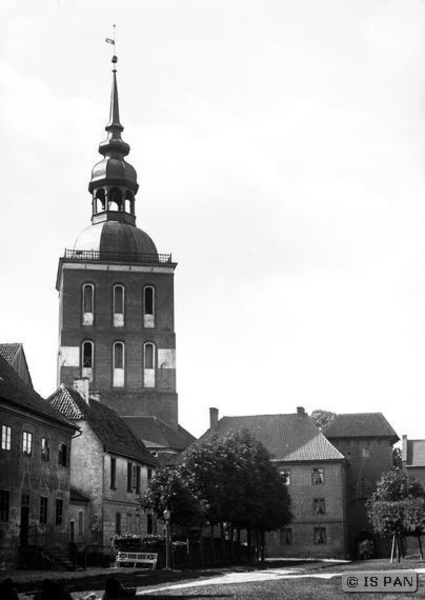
[{"x1": 115, "y1": 551, "x2": 158, "y2": 570}]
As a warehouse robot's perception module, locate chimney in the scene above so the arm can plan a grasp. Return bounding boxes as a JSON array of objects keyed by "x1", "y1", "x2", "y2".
[
  {"x1": 402, "y1": 434, "x2": 408, "y2": 463},
  {"x1": 210, "y1": 407, "x2": 219, "y2": 432},
  {"x1": 297, "y1": 406, "x2": 306, "y2": 417},
  {"x1": 73, "y1": 377, "x2": 90, "y2": 404}
]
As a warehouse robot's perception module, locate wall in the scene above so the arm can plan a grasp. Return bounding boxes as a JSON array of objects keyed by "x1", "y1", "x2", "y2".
[
  {"x1": 266, "y1": 460, "x2": 347, "y2": 558},
  {"x1": 58, "y1": 263, "x2": 178, "y2": 428},
  {"x1": 0, "y1": 404, "x2": 73, "y2": 568},
  {"x1": 328, "y1": 437, "x2": 394, "y2": 558},
  {"x1": 69, "y1": 420, "x2": 104, "y2": 550}
]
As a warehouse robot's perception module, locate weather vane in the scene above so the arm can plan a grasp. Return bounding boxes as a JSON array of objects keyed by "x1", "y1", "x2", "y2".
[{"x1": 105, "y1": 24, "x2": 117, "y2": 67}]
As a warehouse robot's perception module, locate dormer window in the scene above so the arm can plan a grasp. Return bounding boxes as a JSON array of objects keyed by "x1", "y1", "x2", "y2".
[
  {"x1": 143, "y1": 286, "x2": 155, "y2": 328},
  {"x1": 113, "y1": 342, "x2": 125, "y2": 387},
  {"x1": 82, "y1": 341, "x2": 94, "y2": 382},
  {"x1": 82, "y1": 284, "x2": 94, "y2": 326},
  {"x1": 113, "y1": 285, "x2": 124, "y2": 327},
  {"x1": 144, "y1": 342, "x2": 155, "y2": 387}
]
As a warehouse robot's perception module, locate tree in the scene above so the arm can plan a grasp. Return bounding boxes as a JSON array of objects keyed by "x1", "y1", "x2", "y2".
[
  {"x1": 310, "y1": 409, "x2": 336, "y2": 430},
  {"x1": 366, "y1": 468, "x2": 425, "y2": 561},
  {"x1": 141, "y1": 430, "x2": 292, "y2": 560},
  {"x1": 141, "y1": 467, "x2": 204, "y2": 527},
  {"x1": 178, "y1": 430, "x2": 292, "y2": 532}
]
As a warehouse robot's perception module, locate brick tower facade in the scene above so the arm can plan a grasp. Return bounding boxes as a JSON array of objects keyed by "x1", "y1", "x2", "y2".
[{"x1": 56, "y1": 54, "x2": 179, "y2": 430}]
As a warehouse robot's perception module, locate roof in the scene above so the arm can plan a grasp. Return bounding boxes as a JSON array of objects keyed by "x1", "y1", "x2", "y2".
[
  {"x1": 122, "y1": 416, "x2": 196, "y2": 452},
  {"x1": 0, "y1": 343, "x2": 21, "y2": 364},
  {"x1": 0, "y1": 356, "x2": 76, "y2": 430},
  {"x1": 404, "y1": 439, "x2": 425, "y2": 467},
  {"x1": 203, "y1": 413, "x2": 344, "y2": 462},
  {"x1": 0, "y1": 342, "x2": 33, "y2": 388},
  {"x1": 47, "y1": 385, "x2": 157, "y2": 465},
  {"x1": 323, "y1": 413, "x2": 399, "y2": 442}
]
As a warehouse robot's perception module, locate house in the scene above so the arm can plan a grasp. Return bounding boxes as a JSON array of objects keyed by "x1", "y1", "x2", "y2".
[
  {"x1": 203, "y1": 407, "x2": 347, "y2": 558},
  {"x1": 323, "y1": 412, "x2": 399, "y2": 558},
  {"x1": 47, "y1": 379, "x2": 158, "y2": 559},
  {"x1": 0, "y1": 354, "x2": 78, "y2": 568}
]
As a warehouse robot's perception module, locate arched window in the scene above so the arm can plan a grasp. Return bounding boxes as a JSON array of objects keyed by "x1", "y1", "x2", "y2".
[
  {"x1": 113, "y1": 285, "x2": 124, "y2": 327},
  {"x1": 82, "y1": 284, "x2": 94, "y2": 326},
  {"x1": 95, "y1": 188, "x2": 106, "y2": 212},
  {"x1": 82, "y1": 341, "x2": 94, "y2": 382},
  {"x1": 125, "y1": 190, "x2": 134, "y2": 215},
  {"x1": 108, "y1": 187, "x2": 122, "y2": 211},
  {"x1": 143, "y1": 286, "x2": 155, "y2": 328},
  {"x1": 113, "y1": 342, "x2": 125, "y2": 387},
  {"x1": 143, "y1": 342, "x2": 155, "y2": 387}
]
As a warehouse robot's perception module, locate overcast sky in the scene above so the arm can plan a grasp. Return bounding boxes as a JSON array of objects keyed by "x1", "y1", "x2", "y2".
[{"x1": 2, "y1": 0, "x2": 425, "y2": 440}]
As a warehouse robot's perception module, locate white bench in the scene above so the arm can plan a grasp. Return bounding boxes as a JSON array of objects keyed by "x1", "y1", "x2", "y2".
[{"x1": 115, "y1": 551, "x2": 158, "y2": 570}]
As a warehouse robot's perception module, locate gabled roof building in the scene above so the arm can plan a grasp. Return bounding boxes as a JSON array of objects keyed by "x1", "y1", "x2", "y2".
[
  {"x1": 323, "y1": 412, "x2": 399, "y2": 559},
  {"x1": 0, "y1": 354, "x2": 77, "y2": 568},
  {"x1": 203, "y1": 407, "x2": 347, "y2": 558},
  {"x1": 47, "y1": 380, "x2": 158, "y2": 556}
]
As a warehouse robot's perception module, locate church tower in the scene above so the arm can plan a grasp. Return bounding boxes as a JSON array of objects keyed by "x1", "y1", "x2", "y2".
[{"x1": 56, "y1": 54, "x2": 179, "y2": 431}]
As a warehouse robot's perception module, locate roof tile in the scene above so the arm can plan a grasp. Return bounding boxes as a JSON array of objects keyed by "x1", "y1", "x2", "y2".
[{"x1": 206, "y1": 413, "x2": 344, "y2": 462}]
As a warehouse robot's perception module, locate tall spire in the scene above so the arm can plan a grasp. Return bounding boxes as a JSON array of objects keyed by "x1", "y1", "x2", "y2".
[
  {"x1": 98, "y1": 55, "x2": 130, "y2": 158},
  {"x1": 88, "y1": 38, "x2": 139, "y2": 224}
]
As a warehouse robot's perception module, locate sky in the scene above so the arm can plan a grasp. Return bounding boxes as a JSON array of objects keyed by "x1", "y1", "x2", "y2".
[{"x1": 2, "y1": 0, "x2": 425, "y2": 440}]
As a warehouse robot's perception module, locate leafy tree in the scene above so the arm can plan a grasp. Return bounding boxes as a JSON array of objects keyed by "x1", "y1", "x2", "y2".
[
  {"x1": 141, "y1": 430, "x2": 292, "y2": 559},
  {"x1": 178, "y1": 430, "x2": 292, "y2": 531},
  {"x1": 367, "y1": 468, "x2": 425, "y2": 561},
  {"x1": 141, "y1": 466, "x2": 204, "y2": 527},
  {"x1": 310, "y1": 409, "x2": 336, "y2": 430}
]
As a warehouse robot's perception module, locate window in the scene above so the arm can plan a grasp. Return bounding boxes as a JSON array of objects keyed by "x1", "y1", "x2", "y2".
[
  {"x1": 41, "y1": 438, "x2": 50, "y2": 461},
  {"x1": 116, "y1": 512, "x2": 121, "y2": 534},
  {"x1": 55, "y1": 499, "x2": 63, "y2": 526},
  {"x1": 82, "y1": 341, "x2": 94, "y2": 381},
  {"x1": 135, "y1": 466, "x2": 141, "y2": 494},
  {"x1": 113, "y1": 285, "x2": 124, "y2": 327},
  {"x1": 362, "y1": 447, "x2": 370, "y2": 458},
  {"x1": 313, "y1": 498, "x2": 326, "y2": 515},
  {"x1": 40, "y1": 497, "x2": 48, "y2": 525},
  {"x1": 144, "y1": 342, "x2": 155, "y2": 387},
  {"x1": 312, "y1": 467, "x2": 324, "y2": 485},
  {"x1": 0, "y1": 491, "x2": 10, "y2": 521},
  {"x1": 281, "y1": 470, "x2": 291, "y2": 485},
  {"x1": 110, "y1": 457, "x2": 117, "y2": 489},
  {"x1": 1, "y1": 425, "x2": 11, "y2": 451},
  {"x1": 314, "y1": 527, "x2": 327, "y2": 545},
  {"x1": 127, "y1": 462, "x2": 133, "y2": 492},
  {"x1": 280, "y1": 527, "x2": 293, "y2": 545},
  {"x1": 22, "y1": 492, "x2": 30, "y2": 507},
  {"x1": 78, "y1": 510, "x2": 84, "y2": 536},
  {"x1": 147, "y1": 468, "x2": 153, "y2": 481},
  {"x1": 22, "y1": 431, "x2": 33, "y2": 455},
  {"x1": 82, "y1": 284, "x2": 94, "y2": 326},
  {"x1": 58, "y1": 443, "x2": 68, "y2": 467},
  {"x1": 113, "y1": 342, "x2": 125, "y2": 387},
  {"x1": 143, "y1": 286, "x2": 155, "y2": 328}
]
